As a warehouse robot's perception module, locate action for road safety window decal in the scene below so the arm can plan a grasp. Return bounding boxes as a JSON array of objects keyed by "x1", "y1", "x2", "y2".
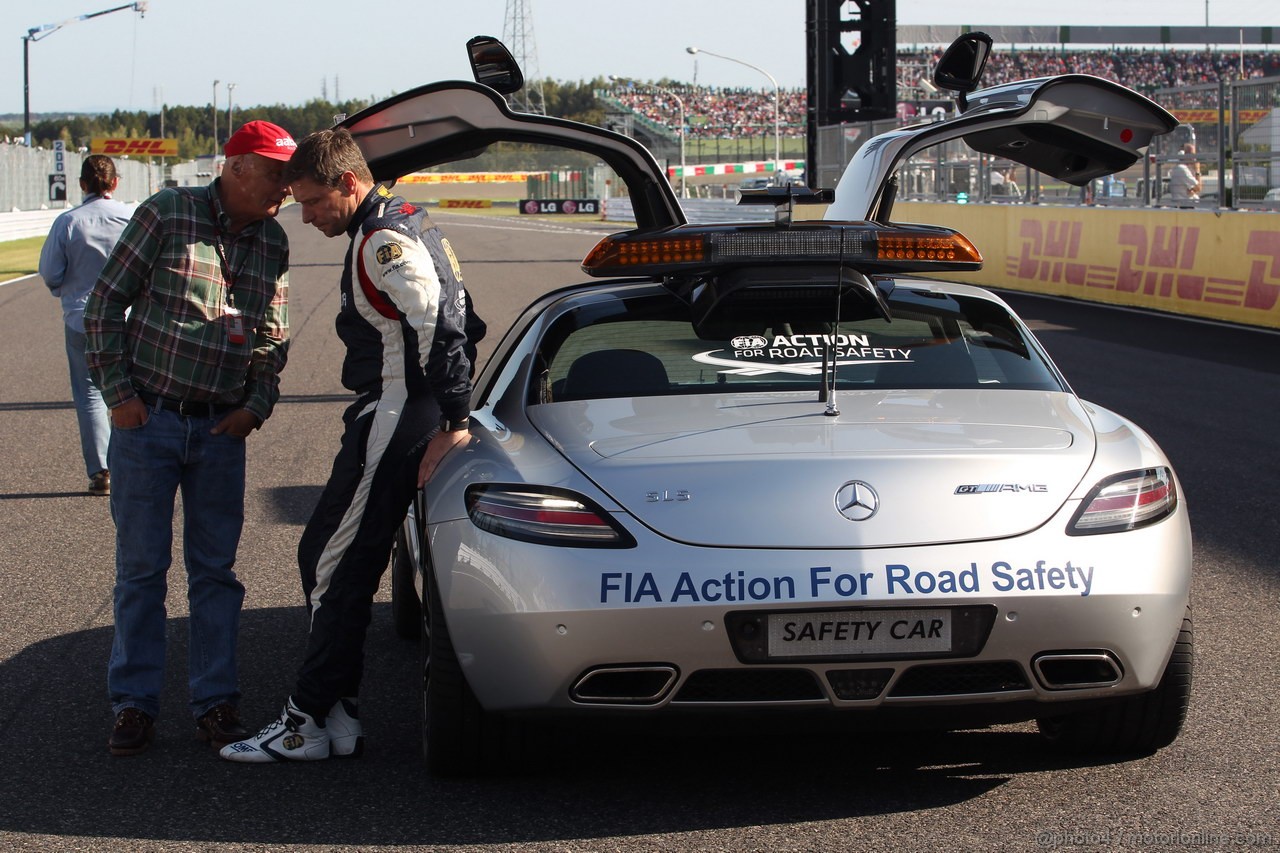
[{"x1": 694, "y1": 332, "x2": 913, "y2": 377}]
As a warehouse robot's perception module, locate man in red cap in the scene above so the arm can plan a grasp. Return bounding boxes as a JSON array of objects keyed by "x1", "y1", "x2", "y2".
[{"x1": 84, "y1": 120, "x2": 295, "y2": 756}]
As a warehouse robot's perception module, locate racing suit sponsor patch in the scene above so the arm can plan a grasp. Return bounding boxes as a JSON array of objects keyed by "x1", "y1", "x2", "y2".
[
  {"x1": 441, "y1": 237, "x2": 464, "y2": 281},
  {"x1": 376, "y1": 243, "x2": 403, "y2": 265}
]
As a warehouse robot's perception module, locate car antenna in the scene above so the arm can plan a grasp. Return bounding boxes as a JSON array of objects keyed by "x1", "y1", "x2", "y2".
[
  {"x1": 822, "y1": 284, "x2": 842, "y2": 416},
  {"x1": 738, "y1": 186, "x2": 840, "y2": 409}
]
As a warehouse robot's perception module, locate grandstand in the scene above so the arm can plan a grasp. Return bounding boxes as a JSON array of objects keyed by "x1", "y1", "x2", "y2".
[
  {"x1": 604, "y1": 86, "x2": 807, "y2": 141},
  {"x1": 603, "y1": 46, "x2": 1280, "y2": 144},
  {"x1": 601, "y1": 36, "x2": 1279, "y2": 201}
]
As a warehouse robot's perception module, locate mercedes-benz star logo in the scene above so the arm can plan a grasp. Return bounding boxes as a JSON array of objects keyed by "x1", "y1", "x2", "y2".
[{"x1": 835, "y1": 481, "x2": 879, "y2": 521}]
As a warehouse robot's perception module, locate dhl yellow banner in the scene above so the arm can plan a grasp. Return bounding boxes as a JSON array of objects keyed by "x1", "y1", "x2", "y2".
[
  {"x1": 399, "y1": 172, "x2": 541, "y2": 184},
  {"x1": 1170, "y1": 109, "x2": 1270, "y2": 124},
  {"x1": 439, "y1": 199, "x2": 493, "y2": 209},
  {"x1": 900, "y1": 202, "x2": 1280, "y2": 330},
  {"x1": 91, "y1": 138, "x2": 179, "y2": 157}
]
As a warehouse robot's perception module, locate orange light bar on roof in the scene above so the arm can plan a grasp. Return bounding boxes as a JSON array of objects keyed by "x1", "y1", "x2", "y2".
[
  {"x1": 581, "y1": 223, "x2": 983, "y2": 277},
  {"x1": 878, "y1": 231, "x2": 981, "y2": 264},
  {"x1": 582, "y1": 234, "x2": 707, "y2": 269}
]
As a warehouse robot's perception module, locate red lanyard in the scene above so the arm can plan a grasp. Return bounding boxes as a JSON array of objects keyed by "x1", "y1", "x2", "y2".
[{"x1": 207, "y1": 195, "x2": 248, "y2": 291}]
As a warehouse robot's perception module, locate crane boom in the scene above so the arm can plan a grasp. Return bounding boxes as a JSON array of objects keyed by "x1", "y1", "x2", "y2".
[
  {"x1": 21, "y1": 2, "x2": 148, "y2": 142},
  {"x1": 26, "y1": 2, "x2": 147, "y2": 42}
]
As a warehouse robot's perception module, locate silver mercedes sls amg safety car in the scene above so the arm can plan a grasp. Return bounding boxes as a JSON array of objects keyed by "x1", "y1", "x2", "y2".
[{"x1": 352, "y1": 34, "x2": 1192, "y2": 775}]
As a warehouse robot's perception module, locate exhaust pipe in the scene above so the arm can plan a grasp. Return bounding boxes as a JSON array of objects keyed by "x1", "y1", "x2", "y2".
[
  {"x1": 570, "y1": 665, "x2": 678, "y2": 705},
  {"x1": 1033, "y1": 651, "x2": 1123, "y2": 690}
]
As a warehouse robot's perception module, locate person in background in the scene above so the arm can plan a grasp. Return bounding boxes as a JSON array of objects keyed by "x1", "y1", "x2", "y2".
[
  {"x1": 1004, "y1": 168, "x2": 1021, "y2": 201},
  {"x1": 222, "y1": 128, "x2": 480, "y2": 763},
  {"x1": 38, "y1": 155, "x2": 133, "y2": 496},
  {"x1": 84, "y1": 121, "x2": 294, "y2": 757},
  {"x1": 1168, "y1": 146, "x2": 1201, "y2": 204},
  {"x1": 988, "y1": 164, "x2": 1007, "y2": 196}
]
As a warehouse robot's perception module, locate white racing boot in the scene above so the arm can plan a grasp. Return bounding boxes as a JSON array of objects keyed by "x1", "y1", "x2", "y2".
[
  {"x1": 327, "y1": 698, "x2": 364, "y2": 758},
  {"x1": 219, "y1": 698, "x2": 330, "y2": 763}
]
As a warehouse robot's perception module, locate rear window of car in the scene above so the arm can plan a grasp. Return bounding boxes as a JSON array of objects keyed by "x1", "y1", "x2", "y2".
[{"x1": 531, "y1": 286, "x2": 1063, "y2": 403}]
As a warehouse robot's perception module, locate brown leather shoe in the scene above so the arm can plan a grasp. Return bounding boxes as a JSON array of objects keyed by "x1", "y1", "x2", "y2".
[
  {"x1": 89, "y1": 470, "x2": 110, "y2": 496},
  {"x1": 109, "y1": 707, "x2": 155, "y2": 756},
  {"x1": 196, "y1": 703, "x2": 249, "y2": 748}
]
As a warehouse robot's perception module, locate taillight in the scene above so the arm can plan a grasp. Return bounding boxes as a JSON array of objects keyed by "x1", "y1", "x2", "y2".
[
  {"x1": 465, "y1": 485, "x2": 636, "y2": 548},
  {"x1": 1068, "y1": 468, "x2": 1177, "y2": 535}
]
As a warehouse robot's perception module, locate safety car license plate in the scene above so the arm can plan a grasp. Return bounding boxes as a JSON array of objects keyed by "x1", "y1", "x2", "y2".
[{"x1": 767, "y1": 608, "x2": 952, "y2": 658}]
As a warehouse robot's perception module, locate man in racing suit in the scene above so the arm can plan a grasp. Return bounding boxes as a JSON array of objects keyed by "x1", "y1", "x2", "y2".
[{"x1": 223, "y1": 128, "x2": 483, "y2": 762}]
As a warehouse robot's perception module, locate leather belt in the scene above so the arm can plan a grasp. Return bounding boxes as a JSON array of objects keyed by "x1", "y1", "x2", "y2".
[{"x1": 136, "y1": 390, "x2": 236, "y2": 419}]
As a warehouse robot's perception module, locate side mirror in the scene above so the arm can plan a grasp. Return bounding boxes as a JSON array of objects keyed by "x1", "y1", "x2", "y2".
[
  {"x1": 933, "y1": 32, "x2": 993, "y2": 108},
  {"x1": 466, "y1": 35, "x2": 524, "y2": 95}
]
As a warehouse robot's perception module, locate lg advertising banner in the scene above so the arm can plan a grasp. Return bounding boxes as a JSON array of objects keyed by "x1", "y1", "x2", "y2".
[{"x1": 520, "y1": 199, "x2": 600, "y2": 215}]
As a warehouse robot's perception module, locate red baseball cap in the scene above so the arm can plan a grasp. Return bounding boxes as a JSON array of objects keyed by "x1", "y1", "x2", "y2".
[{"x1": 224, "y1": 120, "x2": 297, "y2": 161}]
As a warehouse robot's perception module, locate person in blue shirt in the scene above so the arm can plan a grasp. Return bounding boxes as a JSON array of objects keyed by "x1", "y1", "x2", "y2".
[{"x1": 39, "y1": 154, "x2": 134, "y2": 495}]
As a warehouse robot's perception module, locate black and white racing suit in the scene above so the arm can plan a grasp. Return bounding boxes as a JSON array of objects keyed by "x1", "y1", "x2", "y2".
[{"x1": 293, "y1": 185, "x2": 481, "y2": 719}]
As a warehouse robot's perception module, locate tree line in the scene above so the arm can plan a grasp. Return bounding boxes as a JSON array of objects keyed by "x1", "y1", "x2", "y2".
[{"x1": 2, "y1": 78, "x2": 613, "y2": 161}]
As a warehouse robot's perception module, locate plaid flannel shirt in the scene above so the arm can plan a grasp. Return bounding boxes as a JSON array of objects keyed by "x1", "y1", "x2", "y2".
[{"x1": 84, "y1": 180, "x2": 289, "y2": 422}]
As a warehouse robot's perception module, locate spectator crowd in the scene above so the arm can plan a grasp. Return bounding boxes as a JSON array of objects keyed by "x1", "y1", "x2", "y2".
[
  {"x1": 608, "y1": 85, "x2": 808, "y2": 140},
  {"x1": 900, "y1": 46, "x2": 1280, "y2": 92},
  {"x1": 605, "y1": 47, "x2": 1280, "y2": 139}
]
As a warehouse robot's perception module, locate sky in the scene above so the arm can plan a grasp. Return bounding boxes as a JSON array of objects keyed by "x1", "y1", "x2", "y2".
[{"x1": 2, "y1": 0, "x2": 1275, "y2": 117}]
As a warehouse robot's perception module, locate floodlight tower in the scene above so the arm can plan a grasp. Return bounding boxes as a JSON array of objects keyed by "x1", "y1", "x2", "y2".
[
  {"x1": 502, "y1": 0, "x2": 546, "y2": 114},
  {"x1": 22, "y1": 2, "x2": 148, "y2": 145}
]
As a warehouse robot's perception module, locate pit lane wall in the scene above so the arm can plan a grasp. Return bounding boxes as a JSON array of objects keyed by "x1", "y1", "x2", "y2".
[{"x1": 897, "y1": 203, "x2": 1280, "y2": 330}]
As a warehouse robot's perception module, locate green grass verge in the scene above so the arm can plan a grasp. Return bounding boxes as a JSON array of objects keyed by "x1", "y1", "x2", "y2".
[{"x1": 0, "y1": 236, "x2": 43, "y2": 284}]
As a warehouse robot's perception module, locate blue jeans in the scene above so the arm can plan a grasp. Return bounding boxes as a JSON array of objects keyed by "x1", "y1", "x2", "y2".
[
  {"x1": 106, "y1": 404, "x2": 247, "y2": 721},
  {"x1": 64, "y1": 325, "x2": 110, "y2": 478}
]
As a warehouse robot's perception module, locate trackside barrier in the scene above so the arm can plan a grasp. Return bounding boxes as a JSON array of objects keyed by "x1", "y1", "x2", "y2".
[
  {"x1": 438, "y1": 199, "x2": 493, "y2": 209},
  {"x1": 398, "y1": 172, "x2": 537, "y2": 183},
  {"x1": 667, "y1": 160, "x2": 805, "y2": 180},
  {"x1": 527, "y1": 171, "x2": 588, "y2": 199},
  {"x1": 603, "y1": 197, "x2": 772, "y2": 225},
  {"x1": 1, "y1": 144, "x2": 159, "y2": 215},
  {"x1": 0, "y1": 209, "x2": 63, "y2": 241},
  {"x1": 898, "y1": 202, "x2": 1280, "y2": 330}
]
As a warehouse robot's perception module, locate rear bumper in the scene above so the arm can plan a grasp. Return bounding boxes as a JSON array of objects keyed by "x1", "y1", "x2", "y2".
[{"x1": 428, "y1": 503, "x2": 1191, "y2": 715}]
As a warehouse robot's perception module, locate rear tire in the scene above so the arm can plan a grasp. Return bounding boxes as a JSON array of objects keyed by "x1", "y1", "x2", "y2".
[
  {"x1": 421, "y1": 558, "x2": 520, "y2": 776},
  {"x1": 389, "y1": 524, "x2": 421, "y2": 640},
  {"x1": 1037, "y1": 606, "x2": 1193, "y2": 755}
]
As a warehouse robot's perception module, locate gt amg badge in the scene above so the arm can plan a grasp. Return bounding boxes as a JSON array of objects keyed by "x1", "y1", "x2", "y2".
[
  {"x1": 835, "y1": 481, "x2": 878, "y2": 521},
  {"x1": 955, "y1": 484, "x2": 1048, "y2": 494}
]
